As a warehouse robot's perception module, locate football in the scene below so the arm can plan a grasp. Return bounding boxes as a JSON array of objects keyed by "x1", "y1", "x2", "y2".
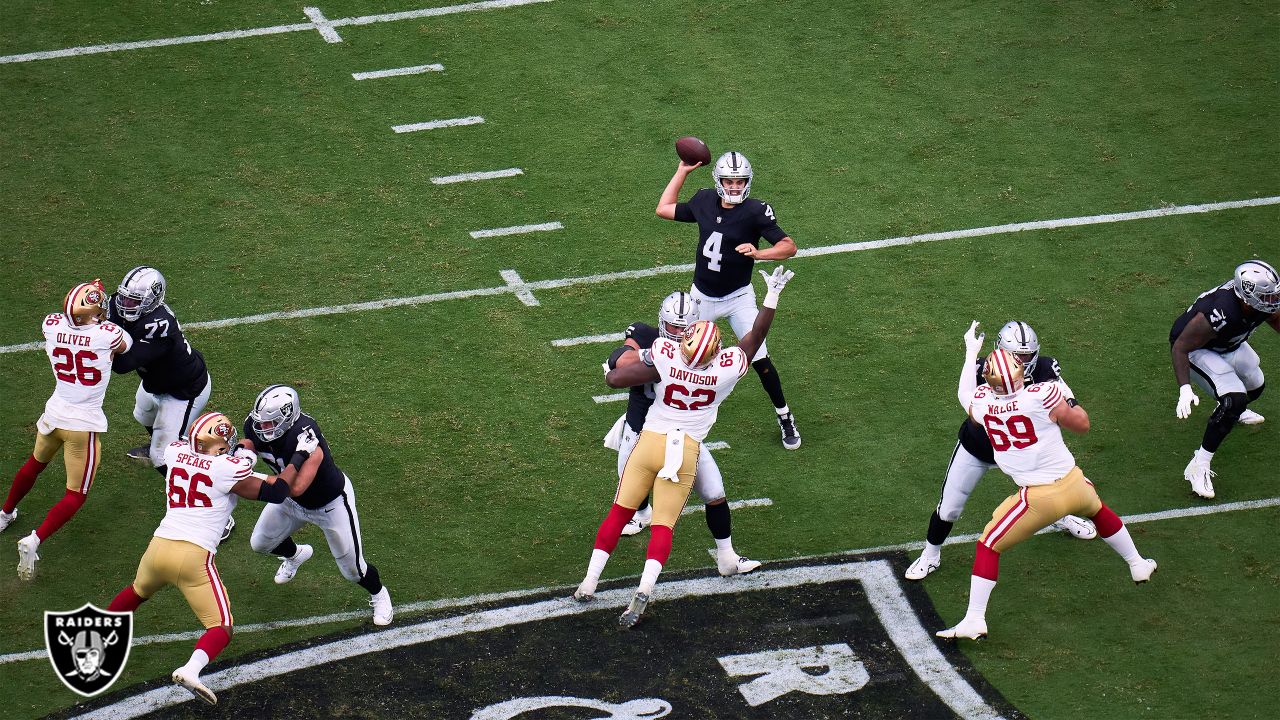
[{"x1": 675, "y1": 136, "x2": 711, "y2": 166}]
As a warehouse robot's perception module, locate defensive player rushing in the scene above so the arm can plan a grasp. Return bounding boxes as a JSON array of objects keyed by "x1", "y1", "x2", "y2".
[
  {"x1": 603, "y1": 290, "x2": 761, "y2": 575},
  {"x1": 237, "y1": 385, "x2": 393, "y2": 626},
  {"x1": 2, "y1": 281, "x2": 132, "y2": 580},
  {"x1": 1170, "y1": 259, "x2": 1279, "y2": 499},
  {"x1": 107, "y1": 266, "x2": 212, "y2": 476},
  {"x1": 657, "y1": 152, "x2": 801, "y2": 450},
  {"x1": 904, "y1": 321, "x2": 1096, "y2": 581},
  {"x1": 575, "y1": 267, "x2": 794, "y2": 629},
  {"x1": 106, "y1": 412, "x2": 309, "y2": 705},
  {"x1": 936, "y1": 346, "x2": 1157, "y2": 640}
]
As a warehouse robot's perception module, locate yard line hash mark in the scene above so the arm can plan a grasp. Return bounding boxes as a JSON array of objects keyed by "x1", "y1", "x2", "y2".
[
  {"x1": 592, "y1": 393, "x2": 627, "y2": 404},
  {"x1": 553, "y1": 332, "x2": 626, "y2": 348},
  {"x1": 3, "y1": 495, "x2": 1275, "y2": 667},
  {"x1": 392, "y1": 116, "x2": 484, "y2": 133},
  {"x1": 352, "y1": 64, "x2": 444, "y2": 80},
  {"x1": 0, "y1": 1, "x2": 556, "y2": 65},
  {"x1": 470, "y1": 222, "x2": 563, "y2": 239},
  {"x1": 431, "y1": 168, "x2": 524, "y2": 185},
  {"x1": 2, "y1": 195, "x2": 1278, "y2": 355}
]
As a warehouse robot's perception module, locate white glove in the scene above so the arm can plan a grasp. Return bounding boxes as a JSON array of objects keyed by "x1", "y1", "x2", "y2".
[
  {"x1": 231, "y1": 445, "x2": 258, "y2": 465},
  {"x1": 602, "y1": 360, "x2": 612, "y2": 377},
  {"x1": 761, "y1": 266, "x2": 795, "y2": 309},
  {"x1": 963, "y1": 321, "x2": 985, "y2": 356},
  {"x1": 1176, "y1": 384, "x2": 1199, "y2": 419},
  {"x1": 296, "y1": 427, "x2": 320, "y2": 454}
]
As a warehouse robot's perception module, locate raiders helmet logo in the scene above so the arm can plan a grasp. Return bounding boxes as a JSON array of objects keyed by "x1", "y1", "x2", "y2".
[{"x1": 44, "y1": 604, "x2": 133, "y2": 697}]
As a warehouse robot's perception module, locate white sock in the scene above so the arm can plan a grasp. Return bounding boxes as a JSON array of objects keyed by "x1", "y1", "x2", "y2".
[
  {"x1": 714, "y1": 537, "x2": 735, "y2": 556},
  {"x1": 182, "y1": 649, "x2": 210, "y2": 675},
  {"x1": 1101, "y1": 525, "x2": 1144, "y2": 565},
  {"x1": 635, "y1": 506, "x2": 652, "y2": 521},
  {"x1": 1194, "y1": 447, "x2": 1214, "y2": 464},
  {"x1": 775, "y1": 405, "x2": 790, "y2": 416},
  {"x1": 579, "y1": 549, "x2": 610, "y2": 594},
  {"x1": 638, "y1": 559, "x2": 663, "y2": 595},
  {"x1": 921, "y1": 541, "x2": 942, "y2": 560},
  {"x1": 965, "y1": 576, "x2": 997, "y2": 619}
]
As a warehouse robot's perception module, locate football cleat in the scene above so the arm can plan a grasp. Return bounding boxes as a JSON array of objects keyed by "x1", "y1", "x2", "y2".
[
  {"x1": 274, "y1": 544, "x2": 313, "y2": 584},
  {"x1": 1238, "y1": 409, "x2": 1265, "y2": 425},
  {"x1": 1052, "y1": 515, "x2": 1097, "y2": 540},
  {"x1": 778, "y1": 412, "x2": 801, "y2": 450},
  {"x1": 936, "y1": 616, "x2": 988, "y2": 641},
  {"x1": 370, "y1": 586, "x2": 394, "y2": 626},
  {"x1": 0, "y1": 509, "x2": 16, "y2": 533},
  {"x1": 1184, "y1": 458, "x2": 1216, "y2": 499},
  {"x1": 17, "y1": 531, "x2": 39, "y2": 581},
  {"x1": 1129, "y1": 558, "x2": 1158, "y2": 584},
  {"x1": 573, "y1": 577, "x2": 597, "y2": 603},
  {"x1": 172, "y1": 667, "x2": 217, "y2": 705},
  {"x1": 904, "y1": 553, "x2": 941, "y2": 581},
  {"x1": 125, "y1": 445, "x2": 152, "y2": 462},
  {"x1": 717, "y1": 555, "x2": 762, "y2": 576},
  {"x1": 219, "y1": 516, "x2": 235, "y2": 544},
  {"x1": 618, "y1": 591, "x2": 650, "y2": 629},
  {"x1": 621, "y1": 509, "x2": 652, "y2": 537}
]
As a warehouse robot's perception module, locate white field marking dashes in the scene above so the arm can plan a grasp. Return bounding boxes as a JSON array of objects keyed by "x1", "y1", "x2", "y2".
[
  {"x1": 352, "y1": 64, "x2": 444, "y2": 81},
  {"x1": 682, "y1": 497, "x2": 769, "y2": 516},
  {"x1": 553, "y1": 332, "x2": 626, "y2": 347},
  {"x1": 703, "y1": 441, "x2": 730, "y2": 451},
  {"x1": 302, "y1": 6, "x2": 343, "y2": 43},
  {"x1": 431, "y1": 168, "x2": 524, "y2": 185},
  {"x1": 500, "y1": 269, "x2": 539, "y2": 306},
  {"x1": 0, "y1": 1, "x2": 556, "y2": 65},
  {"x1": 392, "y1": 116, "x2": 484, "y2": 133},
  {"x1": 592, "y1": 392, "x2": 627, "y2": 404},
  {"x1": 470, "y1": 222, "x2": 564, "y2": 239},
  {"x1": 3, "y1": 195, "x2": 1278, "y2": 356},
  {"x1": 3, "y1": 495, "x2": 1275, "y2": 667}
]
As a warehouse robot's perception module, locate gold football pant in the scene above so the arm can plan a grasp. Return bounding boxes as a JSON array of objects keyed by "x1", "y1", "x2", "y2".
[
  {"x1": 980, "y1": 467, "x2": 1102, "y2": 553},
  {"x1": 33, "y1": 428, "x2": 100, "y2": 495},
  {"x1": 616, "y1": 430, "x2": 699, "y2": 529},
  {"x1": 131, "y1": 537, "x2": 234, "y2": 629}
]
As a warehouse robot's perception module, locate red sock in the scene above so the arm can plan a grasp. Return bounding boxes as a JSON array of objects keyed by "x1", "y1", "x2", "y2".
[
  {"x1": 646, "y1": 525, "x2": 674, "y2": 565},
  {"x1": 1091, "y1": 504, "x2": 1124, "y2": 538},
  {"x1": 593, "y1": 504, "x2": 636, "y2": 554},
  {"x1": 35, "y1": 490, "x2": 86, "y2": 542},
  {"x1": 108, "y1": 585, "x2": 146, "y2": 612},
  {"x1": 4, "y1": 456, "x2": 47, "y2": 514},
  {"x1": 972, "y1": 543, "x2": 1001, "y2": 581},
  {"x1": 195, "y1": 626, "x2": 232, "y2": 663}
]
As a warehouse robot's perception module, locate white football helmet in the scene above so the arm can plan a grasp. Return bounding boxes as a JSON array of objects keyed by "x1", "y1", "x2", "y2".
[
  {"x1": 1234, "y1": 259, "x2": 1280, "y2": 313},
  {"x1": 114, "y1": 266, "x2": 166, "y2": 321},
  {"x1": 712, "y1": 151, "x2": 753, "y2": 204},
  {"x1": 658, "y1": 291, "x2": 695, "y2": 341},
  {"x1": 249, "y1": 385, "x2": 301, "y2": 442},
  {"x1": 996, "y1": 320, "x2": 1040, "y2": 376}
]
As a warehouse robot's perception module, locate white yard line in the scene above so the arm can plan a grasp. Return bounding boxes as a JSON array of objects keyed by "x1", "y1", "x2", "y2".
[
  {"x1": 500, "y1": 269, "x2": 539, "y2": 306},
  {"x1": 352, "y1": 64, "x2": 444, "y2": 81},
  {"x1": 703, "y1": 441, "x2": 731, "y2": 451},
  {"x1": 592, "y1": 392, "x2": 628, "y2": 404},
  {"x1": 0, "y1": 1, "x2": 556, "y2": 65},
  {"x1": 552, "y1": 332, "x2": 626, "y2": 347},
  {"x1": 302, "y1": 6, "x2": 343, "y2": 43},
  {"x1": 431, "y1": 167, "x2": 524, "y2": 185},
  {"x1": 392, "y1": 116, "x2": 484, "y2": 133},
  {"x1": 3, "y1": 195, "x2": 1278, "y2": 356},
  {"x1": 470, "y1": 222, "x2": 563, "y2": 239},
  {"x1": 4, "y1": 495, "x2": 1274, "y2": 667}
]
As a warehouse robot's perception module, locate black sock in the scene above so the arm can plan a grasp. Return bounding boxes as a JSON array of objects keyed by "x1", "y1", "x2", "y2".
[
  {"x1": 154, "y1": 464, "x2": 167, "y2": 477},
  {"x1": 925, "y1": 510, "x2": 954, "y2": 547},
  {"x1": 1201, "y1": 418, "x2": 1235, "y2": 453},
  {"x1": 358, "y1": 563, "x2": 383, "y2": 594},
  {"x1": 705, "y1": 501, "x2": 732, "y2": 540},
  {"x1": 145, "y1": 426, "x2": 154, "y2": 437},
  {"x1": 269, "y1": 537, "x2": 298, "y2": 558},
  {"x1": 637, "y1": 496, "x2": 651, "y2": 513},
  {"x1": 752, "y1": 357, "x2": 787, "y2": 409},
  {"x1": 1247, "y1": 384, "x2": 1264, "y2": 402}
]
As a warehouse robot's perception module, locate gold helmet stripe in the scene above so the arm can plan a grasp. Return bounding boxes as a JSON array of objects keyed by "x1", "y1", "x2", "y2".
[{"x1": 63, "y1": 282, "x2": 91, "y2": 326}]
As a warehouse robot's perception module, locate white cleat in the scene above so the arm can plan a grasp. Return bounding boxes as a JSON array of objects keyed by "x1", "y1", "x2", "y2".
[
  {"x1": 936, "y1": 616, "x2": 988, "y2": 640},
  {"x1": 1184, "y1": 458, "x2": 1216, "y2": 499},
  {"x1": 274, "y1": 544, "x2": 313, "y2": 584},
  {"x1": 1052, "y1": 515, "x2": 1097, "y2": 540},
  {"x1": 0, "y1": 508, "x2": 16, "y2": 533},
  {"x1": 172, "y1": 667, "x2": 217, "y2": 705},
  {"x1": 904, "y1": 553, "x2": 941, "y2": 581},
  {"x1": 620, "y1": 511, "x2": 651, "y2": 537},
  {"x1": 618, "y1": 591, "x2": 650, "y2": 629},
  {"x1": 717, "y1": 556, "x2": 762, "y2": 576},
  {"x1": 1238, "y1": 409, "x2": 1265, "y2": 425},
  {"x1": 1129, "y1": 558, "x2": 1158, "y2": 584},
  {"x1": 370, "y1": 586, "x2": 394, "y2": 626},
  {"x1": 17, "y1": 531, "x2": 39, "y2": 581},
  {"x1": 573, "y1": 578, "x2": 597, "y2": 603}
]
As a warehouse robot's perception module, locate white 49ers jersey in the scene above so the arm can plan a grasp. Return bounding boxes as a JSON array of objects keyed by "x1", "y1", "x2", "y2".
[
  {"x1": 40, "y1": 314, "x2": 129, "y2": 433},
  {"x1": 968, "y1": 382, "x2": 1074, "y2": 486},
  {"x1": 642, "y1": 337, "x2": 750, "y2": 442},
  {"x1": 154, "y1": 441, "x2": 253, "y2": 553}
]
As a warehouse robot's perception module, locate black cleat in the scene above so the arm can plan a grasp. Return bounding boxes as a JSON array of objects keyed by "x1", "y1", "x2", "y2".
[{"x1": 777, "y1": 412, "x2": 801, "y2": 450}]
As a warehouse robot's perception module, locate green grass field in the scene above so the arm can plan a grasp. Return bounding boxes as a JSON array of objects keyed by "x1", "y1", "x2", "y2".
[{"x1": 1, "y1": 1, "x2": 1278, "y2": 718}]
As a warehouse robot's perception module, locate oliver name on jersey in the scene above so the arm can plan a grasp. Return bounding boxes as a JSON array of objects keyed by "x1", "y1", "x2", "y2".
[
  {"x1": 242, "y1": 414, "x2": 345, "y2": 510},
  {"x1": 675, "y1": 188, "x2": 788, "y2": 297},
  {"x1": 41, "y1": 314, "x2": 130, "y2": 433}
]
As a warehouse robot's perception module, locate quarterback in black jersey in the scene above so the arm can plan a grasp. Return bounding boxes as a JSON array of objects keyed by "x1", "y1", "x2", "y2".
[
  {"x1": 657, "y1": 151, "x2": 801, "y2": 450},
  {"x1": 107, "y1": 266, "x2": 211, "y2": 476},
  {"x1": 904, "y1": 321, "x2": 1097, "y2": 581},
  {"x1": 236, "y1": 384, "x2": 394, "y2": 625},
  {"x1": 1170, "y1": 259, "x2": 1279, "y2": 499}
]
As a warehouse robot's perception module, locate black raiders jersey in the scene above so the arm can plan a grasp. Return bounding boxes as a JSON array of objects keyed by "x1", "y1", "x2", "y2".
[
  {"x1": 619, "y1": 321, "x2": 661, "y2": 433},
  {"x1": 242, "y1": 413, "x2": 346, "y2": 510},
  {"x1": 957, "y1": 355, "x2": 1064, "y2": 464},
  {"x1": 107, "y1": 300, "x2": 208, "y2": 399},
  {"x1": 674, "y1": 188, "x2": 789, "y2": 298},
  {"x1": 1169, "y1": 281, "x2": 1271, "y2": 353}
]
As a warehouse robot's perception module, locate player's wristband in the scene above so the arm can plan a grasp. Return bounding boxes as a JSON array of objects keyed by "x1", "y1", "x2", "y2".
[
  {"x1": 1066, "y1": 398, "x2": 1079, "y2": 408},
  {"x1": 763, "y1": 289, "x2": 782, "y2": 309},
  {"x1": 289, "y1": 450, "x2": 311, "y2": 471}
]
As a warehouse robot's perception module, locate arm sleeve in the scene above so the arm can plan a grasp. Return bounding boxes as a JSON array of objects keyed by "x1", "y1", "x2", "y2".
[
  {"x1": 958, "y1": 355, "x2": 982, "y2": 409},
  {"x1": 257, "y1": 478, "x2": 290, "y2": 504},
  {"x1": 607, "y1": 346, "x2": 630, "y2": 369}
]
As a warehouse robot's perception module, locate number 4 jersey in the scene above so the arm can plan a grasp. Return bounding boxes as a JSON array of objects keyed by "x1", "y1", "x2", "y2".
[
  {"x1": 642, "y1": 336, "x2": 750, "y2": 442},
  {"x1": 968, "y1": 382, "x2": 1074, "y2": 486},
  {"x1": 154, "y1": 440, "x2": 254, "y2": 553},
  {"x1": 40, "y1": 314, "x2": 131, "y2": 433}
]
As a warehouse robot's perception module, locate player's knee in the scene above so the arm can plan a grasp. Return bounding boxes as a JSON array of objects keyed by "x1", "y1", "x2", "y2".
[
  {"x1": 938, "y1": 505, "x2": 964, "y2": 523},
  {"x1": 248, "y1": 530, "x2": 277, "y2": 554},
  {"x1": 704, "y1": 496, "x2": 727, "y2": 506},
  {"x1": 336, "y1": 556, "x2": 363, "y2": 583},
  {"x1": 221, "y1": 624, "x2": 234, "y2": 640},
  {"x1": 1211, "y1": 392, "x2": 1249, "y2": 424}
]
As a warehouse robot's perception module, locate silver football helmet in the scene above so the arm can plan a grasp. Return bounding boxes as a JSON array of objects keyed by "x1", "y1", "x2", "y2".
[
  {"x1": 658, "y1": 291, "x2": 696, "y2": 341},
  {"x1": 249, "y1": 384, "x2": 301, "y2": 442},
  {"x1": 1233, "y1": 259, "x2": 1280, "y2": 313},
  {"x1": 712, "y1": 151, "x2": 753, "y2": 205},
  {"x1": 996, "y1": 320, "x2": 1040, "y2": 376},
  {"x1": 114, "y1": 266, "x2": 166, "y2": 321}
]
